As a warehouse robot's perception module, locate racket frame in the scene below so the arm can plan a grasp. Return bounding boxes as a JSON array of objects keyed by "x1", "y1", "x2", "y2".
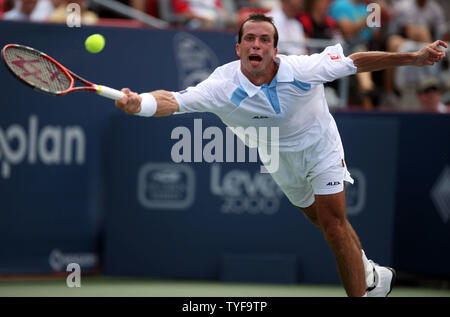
[{"x1": 1, "y1": 44, "x2": 123, "y2": 99}]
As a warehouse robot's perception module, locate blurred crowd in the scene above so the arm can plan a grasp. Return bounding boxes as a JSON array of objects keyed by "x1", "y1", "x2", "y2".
[{"x1": 1, "y1": 0, "x2": 449, "y2": 112}]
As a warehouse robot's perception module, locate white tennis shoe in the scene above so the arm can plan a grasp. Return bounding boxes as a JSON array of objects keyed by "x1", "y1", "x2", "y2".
[{"x1": 366, "y1": 261, "x2": 396, "y2": 297}]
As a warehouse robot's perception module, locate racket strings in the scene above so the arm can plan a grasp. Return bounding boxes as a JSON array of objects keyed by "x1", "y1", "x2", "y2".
[{"x1": 4, "y1": 47, "x2": 71, "y2": 93}]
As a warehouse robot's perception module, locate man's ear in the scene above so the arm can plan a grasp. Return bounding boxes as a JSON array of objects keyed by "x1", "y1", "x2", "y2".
[
  {"x1": 236, "y1": 43, "x2": 241, "y2": 58},
  {"x1": 273, "y1": 47, "x2": 278, "y2": 60}
]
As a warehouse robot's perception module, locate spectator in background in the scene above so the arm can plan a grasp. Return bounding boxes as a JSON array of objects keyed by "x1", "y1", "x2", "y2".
[
  {"x1": 1, "y1": 0, "x2": 15, "y2": 17},
  {"x1": 171, "y1": 0, "x2": 233, "y2": 28},
  {"x1": 3, "y1": 0, "x2": 38, "y2": 20},
  {"x1": 388, "y1": 0, "x2": 448, "y2": 48},
  {"x1": 257, "y1": 0, "x2": 279, "y2": 9},
  {"x1": 299, "y1": 0, "x2": 342, "y2": 45},
  {"x1": 235, "y1": 0, "x2": 272, "y2": 25},
  {"x1": 129, "y1": 0, "x2": 159, "y2": 18},
  {"x1": 384, "y1": 0, "x2": 449, "y2": 108},
  {"x1": 299, "y1": 0, "x2": 342, "y2": 108},
  {"x1": 30, "y1": 0, "x2": 61, "y2": 21},
  {"x1": 329, "y1": 0, "x2": 371, "y2": 46},
  {"x1": 46, "y1": 0, "x2": 98, "y2": 24},
  {"x1": 86, "y1": 0, "x2": 159, "y2": 20},
  {"x1": 329, "y1": 0, "x2": 375, "y2": 110},
  {"x1": 267, "y1": 0, "x2": 306, "y2": 55},
  {"x1": 416, "y1": 77, "x2": 449, "y2": 113},
  {"x1": 235, "y1": 0, "x2": 279, "y2": 10}
]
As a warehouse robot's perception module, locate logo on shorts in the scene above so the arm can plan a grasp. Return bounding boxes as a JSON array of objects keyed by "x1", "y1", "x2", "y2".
[{"x1": 326, "y1": 181, "x2": 341, "y2": 186}]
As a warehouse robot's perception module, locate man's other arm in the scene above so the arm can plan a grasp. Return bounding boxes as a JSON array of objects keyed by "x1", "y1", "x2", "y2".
[{"x1": 349, "y1": 40, "x2": 447, "y2": 73}]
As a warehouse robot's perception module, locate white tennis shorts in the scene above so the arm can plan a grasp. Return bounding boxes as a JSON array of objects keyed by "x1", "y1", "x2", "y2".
[{"x1": 264, "y1": 119, "x2": 353, "y2": 208}]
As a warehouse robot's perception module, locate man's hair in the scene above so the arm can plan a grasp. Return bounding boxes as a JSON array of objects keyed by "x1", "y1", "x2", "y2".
[{"x1": 238, "y1": 13, "x2": 279, "y2": 48}]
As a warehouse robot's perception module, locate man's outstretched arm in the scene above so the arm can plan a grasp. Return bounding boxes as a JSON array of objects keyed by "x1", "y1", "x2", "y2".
[
  {"x1": 115, "y1": 88, "x2": 179, "y2": 117},
  {"x1": 349, "y1": 40, "x2": 448, "y2": 73}
]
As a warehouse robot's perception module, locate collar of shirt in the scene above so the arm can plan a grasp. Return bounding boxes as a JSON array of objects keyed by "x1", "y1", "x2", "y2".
[{"x1": 237, "y1": 56, "x2": 294, "y2": 98}]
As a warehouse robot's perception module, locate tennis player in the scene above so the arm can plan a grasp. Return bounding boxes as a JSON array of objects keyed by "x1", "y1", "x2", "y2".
[{"x1": 115, "y1": 14, "x2": 447, "y2": 297}]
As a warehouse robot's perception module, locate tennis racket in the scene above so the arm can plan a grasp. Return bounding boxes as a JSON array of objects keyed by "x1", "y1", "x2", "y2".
[{"x1": 1, "y1": 44, "x2": 125, "y2": 100}]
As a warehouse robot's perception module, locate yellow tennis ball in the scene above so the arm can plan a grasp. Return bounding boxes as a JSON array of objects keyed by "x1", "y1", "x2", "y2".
[{"x1": 85, "y1": 34, "x2": 105, "y2": 54}]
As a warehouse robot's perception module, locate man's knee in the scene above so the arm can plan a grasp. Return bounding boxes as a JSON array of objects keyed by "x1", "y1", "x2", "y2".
[
  {"x1": 319, "y1": 217, "x2": 348, "y2": 245},
  {"x1": 313, "y1": 192, "x2": 349, "y2": 243},
  {"x1": 299, "y1": 206, "x2": 350, "y2": 244}
]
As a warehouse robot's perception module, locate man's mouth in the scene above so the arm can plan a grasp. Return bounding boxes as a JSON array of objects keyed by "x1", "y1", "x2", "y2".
[{"x1": 248, "y1": 54, "x2": 263, "y2": 66}]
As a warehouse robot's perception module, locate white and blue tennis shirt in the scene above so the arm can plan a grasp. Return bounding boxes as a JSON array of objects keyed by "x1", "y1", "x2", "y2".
[{"x1": 173, "y1": 44, "x2": 357, "y2": 152}]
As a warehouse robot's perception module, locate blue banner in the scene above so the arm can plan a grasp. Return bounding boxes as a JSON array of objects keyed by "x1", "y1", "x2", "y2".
[{"x1": 392, "y1": 113, "x2": 450, "y2": 276}]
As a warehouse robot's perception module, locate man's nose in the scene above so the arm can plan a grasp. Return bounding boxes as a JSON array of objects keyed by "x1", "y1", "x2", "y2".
[{"x1": 252, "y1": 38, "x2": 261, "y2": 49}]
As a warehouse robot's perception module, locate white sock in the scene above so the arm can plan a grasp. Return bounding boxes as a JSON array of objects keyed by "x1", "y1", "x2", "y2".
[{"x1": 361, "y1": 250, "x2": 375, "y2": 289}]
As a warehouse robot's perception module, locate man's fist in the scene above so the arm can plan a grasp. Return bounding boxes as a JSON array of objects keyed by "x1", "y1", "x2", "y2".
[
  {"x1": 115, "y1": 88, "x2": 142, "y2": 114},
  {"x1": 414, "y1": 40, "x2": 448, "y2": 66}
]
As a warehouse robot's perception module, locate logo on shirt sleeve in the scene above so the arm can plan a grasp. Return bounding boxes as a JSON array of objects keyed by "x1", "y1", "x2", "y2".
[{"x1": 328, "y1": 53, "x2": 340, "y2": 60}]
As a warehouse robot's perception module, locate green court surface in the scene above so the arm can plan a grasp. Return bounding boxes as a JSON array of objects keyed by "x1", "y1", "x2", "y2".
[{"x1": 0, "y1": 276, "x2": 449, "y2": 297}]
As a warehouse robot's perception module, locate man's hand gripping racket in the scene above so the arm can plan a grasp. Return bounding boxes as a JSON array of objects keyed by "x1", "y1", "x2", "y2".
[{"x1": 1, "y1": 44, "x2": 126, "y2": 101}]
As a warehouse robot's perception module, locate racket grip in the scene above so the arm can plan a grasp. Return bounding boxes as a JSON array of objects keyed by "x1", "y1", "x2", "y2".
[{"x1": 95, "y1": 85, "x2": 125, "y2": 100}]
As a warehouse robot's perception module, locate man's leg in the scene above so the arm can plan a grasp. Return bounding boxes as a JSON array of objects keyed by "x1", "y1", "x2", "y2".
[
  {"x1": 301, "y1": 190, "x2": 366, "y2": 297},
  {"x1": 301, "y1": 204, "x2": 362, "y2": 250}
]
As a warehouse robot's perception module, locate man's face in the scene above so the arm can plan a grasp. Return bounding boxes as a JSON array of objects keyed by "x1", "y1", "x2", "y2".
[{"x1": 236, "y1": 21, "x2": 278, "y2": 78}]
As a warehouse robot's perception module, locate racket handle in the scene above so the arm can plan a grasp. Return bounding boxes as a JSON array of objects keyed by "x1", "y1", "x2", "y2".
[{"x1": 95, "y1": 85, "x2": 125, "y2": 100}]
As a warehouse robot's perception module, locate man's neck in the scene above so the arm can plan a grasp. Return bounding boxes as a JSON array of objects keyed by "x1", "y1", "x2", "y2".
[{"x1": 242, "y1": 61, "x2": 279, "y2": 86}]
